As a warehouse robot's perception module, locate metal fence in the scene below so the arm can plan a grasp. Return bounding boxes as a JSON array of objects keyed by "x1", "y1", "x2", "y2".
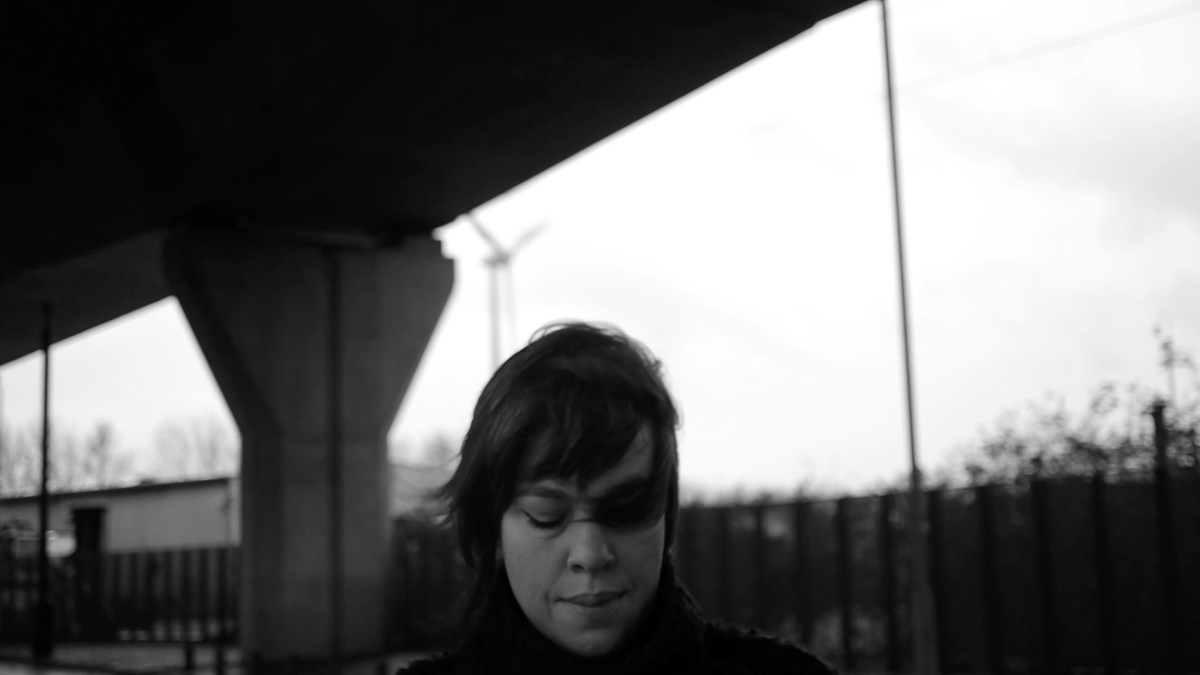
[
  {"x1": 3, "y1": 470, "x2": 1197, "y2": 674},
  {"x1": 0, "y1": 546, "x2": 238, "y2": 647},
  {"x1": 391, "y1": 470, "x2": 1200, "y2": 674}
]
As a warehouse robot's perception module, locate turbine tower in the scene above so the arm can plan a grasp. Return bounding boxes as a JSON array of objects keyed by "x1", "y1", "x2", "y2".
[{"x1": 465, "y1": 213, "x2": 547, "y2": 371}]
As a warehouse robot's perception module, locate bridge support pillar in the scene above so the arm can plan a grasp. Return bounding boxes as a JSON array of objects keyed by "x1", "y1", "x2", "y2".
[{"x1": 165, "y1": 228, "x2": 453, "y2": 673}]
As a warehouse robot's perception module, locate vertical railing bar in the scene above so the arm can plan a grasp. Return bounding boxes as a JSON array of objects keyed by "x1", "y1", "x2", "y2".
[
  {"x1": 123, "y1": 552, "x2": 132, "y2": 640},
  {"x1": 152, "y1": 551, "x2": 162, "y2": 642},
  {"x1": 216, "y1": 547, "x2": 228, "y2": 672},
  {"x1": 222, "y1": 547, "x2": 231, "y2": 644},
  {"x1": 1154, "y1": 465, "x2": 1183, "y2": 675},
  {"x1": 112, "y1": 553, "x2": 122, "y2": 641},
  {"x1": 25, "y1": 557, "x2": 34, "y2": 633},
  {"x1": 63, "y1": 551, "x2": 76, "y2": 640},
  {"x1": 1031, "y1": 479, "x2": 1058, "y2": 674},
  {"x1": 230, "y1": 546, "x2": 240, "y2": 643},
  {"x1": 198, "y1": 548, "x2": 210, "y2": 643},
  {"x1": 793, "y1": 500, "x2": 812, "y2": 646},
  {"x1": 1091, "y1": 472, "x2": 1117, "y2": 675},
  {"x1": 715, "y1": 506, "x2": 731, "y2": 622},
  {"x1": 414, "y1": 530, "x2": 426, "y2": 633},
  {"x1": 131, "y1": 552, "x2": 143, "y2": 641},
  {"x1": 674, "y1": 507, "x2": 689, "y2": 589},
  {"x1": 753, "y1": 502, "x2": 770, "y2": 629},
  {"x1": 927, "y1": 489, "x2": 947, "y2": 671},
  {"x1": 977, "y1": 485, "x2": 1004, "y2": 675},
  {"x1": 164, "y1": 549, "x2": 176, "y2": 641},
  {"x1": 881, "y1": 492, "x2": 900, "y2": 673},
  {"x1": 836, "y1": 497, "x2": 855, "y2": 671},
  {"x1": 181, "y1": 549, "x2": 193, "y2": 644},
  {"x1": 95, "y1": 549, "x2": 107, "y2": 641}
]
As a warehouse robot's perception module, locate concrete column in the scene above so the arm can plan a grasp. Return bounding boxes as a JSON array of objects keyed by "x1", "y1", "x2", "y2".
[{"x1": 164, "y1": 228, "x2": 453, "y2": 672}]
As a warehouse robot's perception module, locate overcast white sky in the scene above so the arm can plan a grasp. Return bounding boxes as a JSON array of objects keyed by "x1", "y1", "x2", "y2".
[{"x1": 2, "y1": 0, "x2": 1198, "y2": 495}]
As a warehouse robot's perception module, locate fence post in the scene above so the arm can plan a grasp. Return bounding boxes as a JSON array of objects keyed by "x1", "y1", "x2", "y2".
[
  {"x1": 927, "y1": 489, "x2": 947, "y2": 671},
  {"x1": 926, "y1": 487, "x2": 945, "y2": 667},
  {"x1": 880, "y1": 493, "x2": 900, "y2": 673},
  {"x1": 1091, "y1": 472, "x2": 1117, "y2": 675},
  {"x1": 131, "y1": 553, "x2": 140, "y2": 639},
  {"x1": 1031, "y1": 478, "x2": 1058, "y2": 674},
  {"x1": 793, "y1": 500, "x2": 812, "y2": 646},
  {"x1": 1151, "y1": 402, "x2": 1182, "y2": 675},
  {"x1": 110, "y1": 553, "x2": 124, "y2": 640},
  {"x1": 198, "y1": 548, "x2": 210, "y2": 643},
  {"x1": 94, "y1": 551, "x2": 107, "y2": 640},
  {"x1": 391, "y1": 519, "x2": 405, "y2": 649},
  {"x1": 24, "y1": 557, "x2": 35, "y2": 635},
  {"x1": 147, "y1": 552, "x2": 160, "y2": 641},
  {"x1": 181, "y1": 549, "x2": 193, "y2": 663},
  {"x1": 673, "y1": 507, "x2": 689, "y2": 588},
  {"x1": 216, "y1": 548, "x2": 227, "y2": 675},
  {"x1": 165, "y1": 549, "x2": 177, "y2": 641},
  {"x1": 229, "y1": 548, "x2": 239, "y2": 644},
  {"x1": 715, "y1": 506, "x2": 732, "y2": 622},
  {"x1": 977, "y1": 484, "x2": 1003, "y2": 675},
  {"x1": 753, "y1": 502, "x2": 770, "y2": 630},
  {"x1": 836, "y1": 497, "x2": 854, "y2": 671}
]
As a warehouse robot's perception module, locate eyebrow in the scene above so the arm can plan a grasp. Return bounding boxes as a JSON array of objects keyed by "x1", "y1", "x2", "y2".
[
  {"x1": 516, "y1": 476, "x2": 652, "y2": 501},
  {"x1": 517, "y1": 484, "x2": 572, "y2": 500}
]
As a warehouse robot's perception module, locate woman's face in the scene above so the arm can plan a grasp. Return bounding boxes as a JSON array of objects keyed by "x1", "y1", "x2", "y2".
[{"x1": 499, "y1": 429, "x2": 666, "y2": 658}]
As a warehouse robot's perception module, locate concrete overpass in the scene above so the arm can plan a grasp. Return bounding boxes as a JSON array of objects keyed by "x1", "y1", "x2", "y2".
[{"x1": 1, "y1": 0, "x2": 865, "y2": 671}]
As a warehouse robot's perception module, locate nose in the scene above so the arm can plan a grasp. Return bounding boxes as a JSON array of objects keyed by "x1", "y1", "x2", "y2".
[{"x1": 566, "y1": 521, "x2": 616, "y2": 574}]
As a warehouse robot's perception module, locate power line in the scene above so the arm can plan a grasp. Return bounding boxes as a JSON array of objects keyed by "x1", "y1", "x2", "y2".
[
  {"x1": 744, "y1": 1, "x2": 1200, "y2": 140},
  {"x1": 899, "y1": 1, "x2": 1200, "y2": 94}
]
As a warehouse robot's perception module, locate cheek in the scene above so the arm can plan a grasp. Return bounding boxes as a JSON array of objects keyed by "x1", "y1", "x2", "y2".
[
  {"x1": 613, "y1": 519, "x2": 666, "y2": 579},
  {"x1": 500, "y1": 513, "x2": 555, "y2": 595}
]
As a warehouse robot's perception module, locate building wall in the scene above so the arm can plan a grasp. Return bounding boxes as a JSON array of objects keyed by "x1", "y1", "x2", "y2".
[{"x1": 0, "y1": 477, "x2": 240, "y2": 553}]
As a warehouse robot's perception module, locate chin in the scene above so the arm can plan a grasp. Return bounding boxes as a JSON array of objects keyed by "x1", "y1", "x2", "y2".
[{"x1": 564, "y1": 629, "x2": 623, "y2": 659}]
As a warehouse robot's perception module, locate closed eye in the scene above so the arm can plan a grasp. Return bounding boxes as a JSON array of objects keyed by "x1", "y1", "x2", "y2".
[{"x1": 523, "y1": 511, "x2": 566, "y2": 530}]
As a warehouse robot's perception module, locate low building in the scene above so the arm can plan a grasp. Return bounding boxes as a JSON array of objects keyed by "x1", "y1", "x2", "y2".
[
  {"x1": 0, "y1": 460, "x2": 448, "y2": 560},
  {"x1": 0, "y1": 477, "x2": 239, "y2": 557}
]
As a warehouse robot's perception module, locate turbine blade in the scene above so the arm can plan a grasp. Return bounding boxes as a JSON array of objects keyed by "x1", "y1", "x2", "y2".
[
  {"x1": 507, "y1": 221, "x2": 548, "y2": 257},
  {"x1": 465, "y1": 212, "x2": 506, "y2": 255}
]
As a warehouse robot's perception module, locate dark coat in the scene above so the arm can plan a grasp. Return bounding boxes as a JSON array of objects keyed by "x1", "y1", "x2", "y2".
[{"x1": 398, "y1": 561, "x2": 835, "y2": 675}]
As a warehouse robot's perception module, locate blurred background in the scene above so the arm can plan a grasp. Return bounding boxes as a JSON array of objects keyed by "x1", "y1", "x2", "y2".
[{"x1": 1, "y1": 0, "x2": 1197, "y2": 672}]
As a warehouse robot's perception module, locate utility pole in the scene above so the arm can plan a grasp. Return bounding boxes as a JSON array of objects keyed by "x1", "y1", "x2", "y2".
[
  {"x1": 879, "y1": 1, "x2": 940, "y2": 673},
  {"x1": 33, "y1": 302, "x2": 54, "y2": 660},
  {"x1": 1, "y1": 373, "x2": 5, "y2": 495}
]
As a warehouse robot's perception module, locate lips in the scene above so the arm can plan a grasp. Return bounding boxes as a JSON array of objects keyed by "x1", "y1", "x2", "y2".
[{"x1": 561, "y1": 591, "x2": 623, "y2": 608}]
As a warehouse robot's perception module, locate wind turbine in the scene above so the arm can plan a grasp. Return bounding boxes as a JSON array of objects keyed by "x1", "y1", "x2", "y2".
[{"x1": 465, "y1": 213, "x2": 548, "y2": 371}]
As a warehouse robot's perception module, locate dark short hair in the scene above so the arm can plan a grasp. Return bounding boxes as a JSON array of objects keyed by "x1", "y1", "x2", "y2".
[{"x1": 439, "y1": 321, "x2": 681, "y2": 619}]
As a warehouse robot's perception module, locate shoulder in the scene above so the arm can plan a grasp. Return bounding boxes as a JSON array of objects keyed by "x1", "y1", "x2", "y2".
[
  {"x1": 394, "y1": 650, "x2": 456, "y2": 675},
  {"x1": 701, "y1": 622, "x2": 837, "y2": 675}
]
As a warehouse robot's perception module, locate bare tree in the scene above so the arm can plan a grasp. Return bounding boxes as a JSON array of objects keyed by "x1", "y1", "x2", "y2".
[
  {"x1": 78, "y1": 423, "x2": 134, "y2": 489},
  {"x1": 0, "y1": 421, "x2": 135, "y2": 495},
  {"x1": 940, "y1": 379, "x2": 1199, "y2": 487},
  {"x1": 0, "y1": 423, "x2": 40, "y2": 496},
  {"x1": 938, "y1": 330, "x2": 1200, "y2": 486},
  {"x1": 150, "y1": 414, "x2": 239, "y2": 480}
]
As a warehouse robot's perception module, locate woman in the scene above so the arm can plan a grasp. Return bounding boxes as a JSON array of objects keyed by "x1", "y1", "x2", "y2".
[{"x1": 401, "y1": 323, "x2": 834, "y2": 674}]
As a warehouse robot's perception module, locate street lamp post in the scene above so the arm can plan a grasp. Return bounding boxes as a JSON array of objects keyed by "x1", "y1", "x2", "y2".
[
  {"x1": 33, "y1": 302, "x2": 54, "y2": 660},
  {"x1": 879, "y1": 1, "x2": 940, "y2": 673}
]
